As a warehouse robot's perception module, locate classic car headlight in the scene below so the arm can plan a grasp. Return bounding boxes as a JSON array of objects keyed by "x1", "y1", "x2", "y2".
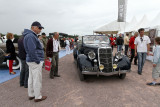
[
  {"x1": 99, "y1": 64, "x2": 104, "y2": 71},
  {"x1": 94, "y1": 59, "x2": 97, "y2": 63},
  {"x1": 115, "y1": 52, "x2": 123, "y2": 59},
  {"x1": 88, "y1": 51, "x2": 96, "y2": 60},
  {"x1": 113, "y1": 64, "x2": 117, "y2": 69},
  {"x1": 114, "y1": 58, "x2": 118, "y2": 62}
]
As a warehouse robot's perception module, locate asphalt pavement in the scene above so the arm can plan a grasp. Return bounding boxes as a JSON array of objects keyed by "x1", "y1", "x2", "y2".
[{"x1": 0, "y1": 52, "x2": 160, "y2": 107}]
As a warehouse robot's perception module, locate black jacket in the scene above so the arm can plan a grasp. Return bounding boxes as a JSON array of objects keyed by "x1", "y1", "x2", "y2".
[
  {"x1": 116, "y1": 37, "x2": 124, "y2": 45},
  {"x1": 6, "y1": 39, "x2": 16, "y2": 60},
  {"x1": 18, "y1": 36, "x2": 26, "y2": 60}
]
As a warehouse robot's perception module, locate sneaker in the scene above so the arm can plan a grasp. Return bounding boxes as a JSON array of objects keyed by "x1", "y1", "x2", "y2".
[{"x1": 146, "y1": 82, "x2": 156, "y2": 86}]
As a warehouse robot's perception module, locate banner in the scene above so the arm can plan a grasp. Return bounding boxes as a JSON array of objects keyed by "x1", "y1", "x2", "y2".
[{"x1": 118, "y1": 0, "x2": 127, "y2": 22}]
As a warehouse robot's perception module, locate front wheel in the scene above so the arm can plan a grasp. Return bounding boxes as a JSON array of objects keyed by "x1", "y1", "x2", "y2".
[
  {"x1": 6, "y1": 56, "x2": 21, "y2": 70},
  {"x1": 119, "y1": 73, "x2": 126, "y2": 79},
  {"x1": 77, "y1": 63, "x2": 85, "y2": 81}
]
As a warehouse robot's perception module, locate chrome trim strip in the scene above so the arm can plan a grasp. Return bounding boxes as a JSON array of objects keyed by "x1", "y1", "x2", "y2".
[{"x1": 82, "y1": 70, "x2": 130, "y2": 76}]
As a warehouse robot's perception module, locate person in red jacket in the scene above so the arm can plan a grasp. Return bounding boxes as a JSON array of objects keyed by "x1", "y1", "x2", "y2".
[
  {"x1": 129, "y1": 32, "x2": 138, "y2": 65},
  {"x1": 110, "y1": 34, "x2": 115, "y2": 51}
]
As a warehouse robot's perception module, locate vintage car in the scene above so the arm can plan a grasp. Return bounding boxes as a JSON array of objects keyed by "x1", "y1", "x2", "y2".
[
  {"x1": 73, "y1": 35, "x2": 131, "y2": 81},
  {"x1": 0, "y1": 38, "x2": 21, "y2": 70}
]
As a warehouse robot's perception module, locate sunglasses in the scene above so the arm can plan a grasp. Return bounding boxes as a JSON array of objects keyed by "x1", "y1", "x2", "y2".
[
  {"x1": 140, "y1": 37, "x2": 143, "y2": 42},
  {"x1": 38, "y1": 27, "x2": 42, "y2": 30}
]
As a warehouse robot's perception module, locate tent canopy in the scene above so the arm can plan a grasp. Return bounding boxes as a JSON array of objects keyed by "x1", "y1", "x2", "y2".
[
  {"x1": 130, "y1": 15, "x2": 150, "y2": 32},
  {"x1": 94, "y1": 13, "x2": 160, "y2": 34},
  {"x1": 149, "y1": 12, "x2": 160, "y2": 29},
  {"x1": 94, "y1": 20, "x2": 127, "y2": 34},
  {"x1": 125, "y1": 16, "x2": 138, "y2": 32}
]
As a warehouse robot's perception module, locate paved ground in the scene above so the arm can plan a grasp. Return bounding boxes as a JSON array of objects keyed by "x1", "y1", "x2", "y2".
[{"x1": 0, "y1": 53, "x2": 160, "y2": 107}]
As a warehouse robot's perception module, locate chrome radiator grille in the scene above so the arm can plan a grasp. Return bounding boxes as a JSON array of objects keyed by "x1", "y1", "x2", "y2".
[{"x1": 98, "y1": 48, "x2": 112, "y2": 72}]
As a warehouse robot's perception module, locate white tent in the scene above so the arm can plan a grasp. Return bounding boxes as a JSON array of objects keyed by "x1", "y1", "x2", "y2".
[
  {"x1": 130, "y1": 15, "x2": 150, "y2": 32},
  {"x1": 125, "y1": 16, "x2": 138, "y2": 32},
  {"x1": 94, "y1": 20, "x2": 128, "y2": 34},
  {"x1": 149, "y1": 12, "x2": 160, "y2": 28}
]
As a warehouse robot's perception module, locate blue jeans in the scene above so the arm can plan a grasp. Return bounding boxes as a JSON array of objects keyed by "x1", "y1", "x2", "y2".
[
  {"x1": 117, "y1": 45, "x2": 123, "y2": 52},
  {"x1": 137, "y1": 52, "x2": 147, "y2": 73}
]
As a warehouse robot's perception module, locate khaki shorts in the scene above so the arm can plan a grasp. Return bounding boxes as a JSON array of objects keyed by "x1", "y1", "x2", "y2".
[{"x1": 152, "y1": 64, "x2": 160, "y2": 79}]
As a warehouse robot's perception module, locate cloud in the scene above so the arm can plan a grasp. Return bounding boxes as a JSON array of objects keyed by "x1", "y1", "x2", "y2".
[{"x1": 0, "y1": 0, "x2": 160, "y2": 35}]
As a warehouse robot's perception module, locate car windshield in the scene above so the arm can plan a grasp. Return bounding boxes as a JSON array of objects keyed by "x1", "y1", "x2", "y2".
[{"x1": 83, "y1": 35, "x2": 110, "y2": 45}]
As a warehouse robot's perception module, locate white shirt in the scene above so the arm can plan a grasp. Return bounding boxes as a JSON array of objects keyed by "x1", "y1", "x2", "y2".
[
  {"x1": 53, "y1": 38, "x2": 59, "y2": 52},
  {"x1": 65, "y1": 40, "x2": 70, "y2": 46},
  {"x1": 134, "y1": 35, "x2": 151, "y2": 52}
]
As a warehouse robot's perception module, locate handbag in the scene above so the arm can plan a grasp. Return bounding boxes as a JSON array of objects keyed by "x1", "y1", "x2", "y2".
[{"x1": 45, "y1": 59, "x2": 52, "y2": 71}]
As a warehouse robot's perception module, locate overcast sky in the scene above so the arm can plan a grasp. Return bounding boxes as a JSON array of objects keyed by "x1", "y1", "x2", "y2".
[{"x1": 0, "y1": 0, "x2": 160, "y2": 35}]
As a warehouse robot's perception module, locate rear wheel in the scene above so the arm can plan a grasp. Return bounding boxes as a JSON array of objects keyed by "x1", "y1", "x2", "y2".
[
  {"x1": 119, "y1": 73, "x2": 126, "y2": 79},
  {"x1": 7, "y1": 56, "x2": 21, "y2": 70}
]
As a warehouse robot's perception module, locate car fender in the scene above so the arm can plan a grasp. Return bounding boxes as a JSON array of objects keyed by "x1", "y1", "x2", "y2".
[
  {"x1": 77, "y1": 54, "x2": 93, "y2": 71},
  {"x1": 117, "y1": 56, "x2": 131, "y2": 70}
]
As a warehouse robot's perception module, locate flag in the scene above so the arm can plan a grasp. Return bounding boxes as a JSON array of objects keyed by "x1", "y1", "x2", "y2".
[{"x1": 118, "y1": 0, "x2": 127, "y2": 22}]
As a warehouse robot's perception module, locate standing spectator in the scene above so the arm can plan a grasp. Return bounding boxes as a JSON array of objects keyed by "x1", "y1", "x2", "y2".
[
  {"x1": 110, "y1": 34, "x2": 115, "y2": 51},
  {"x1": 75, "y1": 37, "x2": 79, "y2": 46},
  {"x1": 147, "y1": 37, "x2": 160, "y2": 86},
  {"x1": 124, "y1": 33, "x2": 130, "y2": 55},
  {"x1": 116, "y1": 33, "x2": 124, "y2": 52},
  {"x1": 23, "y1": 21, "x2": 47, "y2": 102},
  {"x1": 62, "y1": 38, "x2": 66, "y2": 48},
  {"x1": 135, "y1": 28, "x2": 151, "y2": 75},
  {"x1": 38, "y1": 35, "x2": 44, "y2": 49},
  {"x1": 46, "y1": 32, "x2": 60, "y2": 79},
  {"x1": 65, "y1": 38, "x2": 70, "y2": 54},
  {"x1": 75, "y1": 37, "x2": 78, "y2": 43},
  {"x1": 18, "y1": 35, "x2": 29, "y2": 88},
  {"x1": 114, "y1": 36, "x2": 117, "y2": 46},
  {"x1": 70, "y1": 38, "x2": 74, "y2": 50},
  {"x1": 6, "y1": 33, "x2": 16, "y2": 75},
  {"x1": 59, "y1": 38, "x2": 63, "y2": 48},
  {"x1": 41, "y1": 32, "x2": 48, "y2": 59},
  {"x1": 129, "y1": 32, "x2": 138, "y2": 65}
]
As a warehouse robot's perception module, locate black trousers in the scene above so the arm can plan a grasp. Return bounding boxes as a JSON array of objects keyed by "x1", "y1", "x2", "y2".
[
  {"x1": 20, "y1": 59, "x2": 29, "y2": 87},
  {"x1": 111, "y1": 45, "x2": 113, "y2": 51},
  {"x1": 130, "y1": 49, "x2": 137, "y2": 64},
  {"x1": 125, "y1": 45, "x2": 129, "y2": 55}
]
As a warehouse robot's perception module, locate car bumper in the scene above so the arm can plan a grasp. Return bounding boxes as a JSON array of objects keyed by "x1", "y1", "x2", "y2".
[{"x1": 82, "y1": 70, "x2": 131, "y2": 76}]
